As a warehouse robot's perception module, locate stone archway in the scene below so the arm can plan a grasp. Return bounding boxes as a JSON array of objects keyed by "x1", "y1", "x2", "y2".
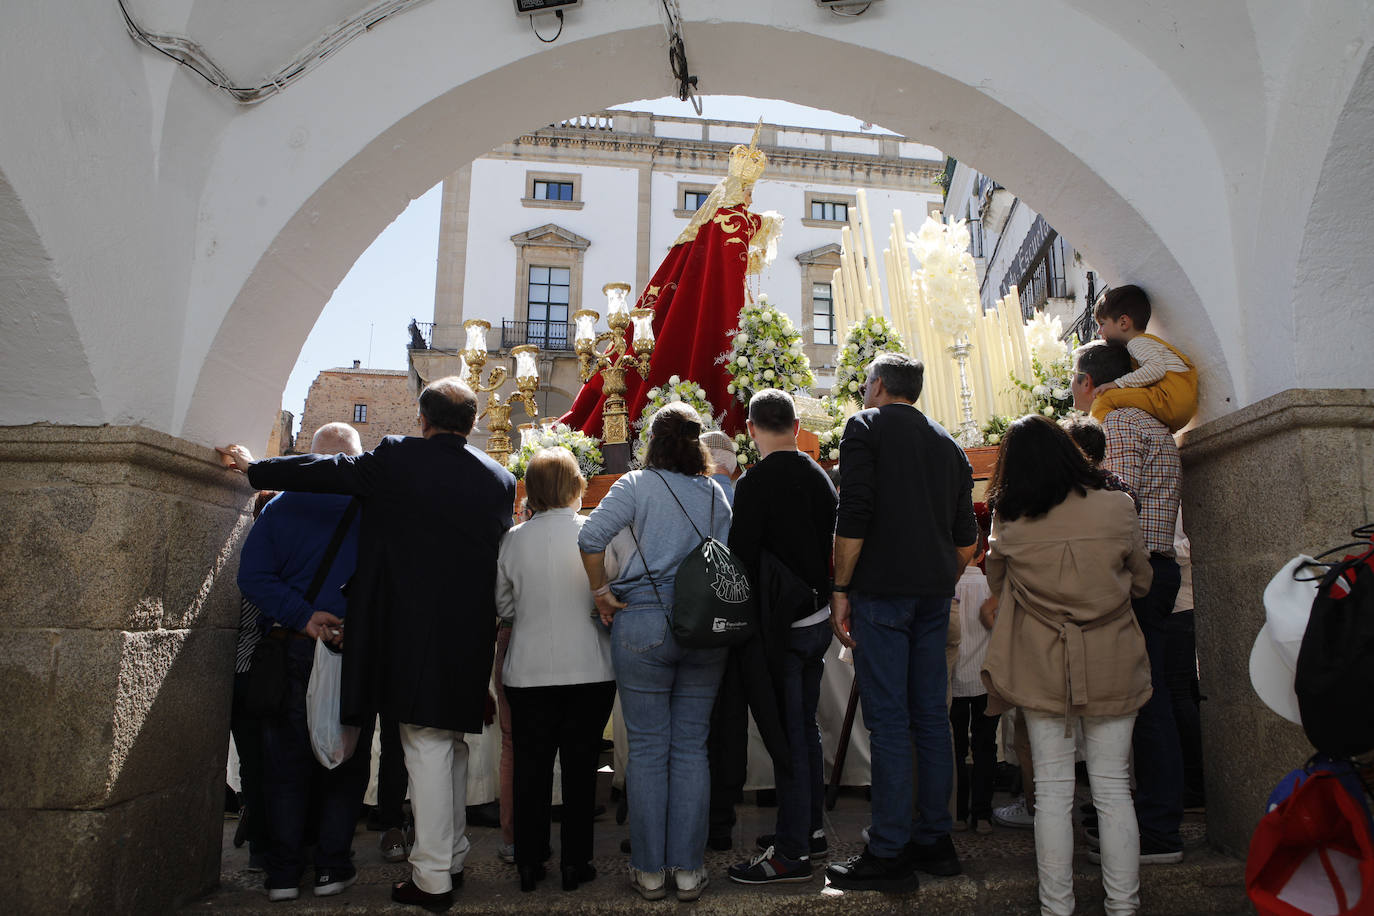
[{"x1": 5, "y1": 4, "x2": 1374, "y2": 910}]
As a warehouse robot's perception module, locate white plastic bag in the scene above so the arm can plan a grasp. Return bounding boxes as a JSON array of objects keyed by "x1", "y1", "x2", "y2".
[{"x1": 306, "y1": 637, "x2": 359, "y2": 769}]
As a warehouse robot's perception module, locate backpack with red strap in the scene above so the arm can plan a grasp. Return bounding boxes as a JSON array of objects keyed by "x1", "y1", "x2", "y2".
[
  {"x1": 1295, "y1": 546, "x2": 1374, "y2": 757},
  {"x1": 1247, "y1": 756, "x2": 1374, "y2": 915}
]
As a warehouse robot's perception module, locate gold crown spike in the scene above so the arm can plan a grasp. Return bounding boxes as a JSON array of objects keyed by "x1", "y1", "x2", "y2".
[{"x1": 728, "y1": 121, "x2": 768, "y2": 187}]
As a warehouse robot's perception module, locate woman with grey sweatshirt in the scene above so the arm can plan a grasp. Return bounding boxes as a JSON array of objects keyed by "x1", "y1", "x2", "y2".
[{"x1": 578, "y1": 403, "x2": 732, "y2": 903}]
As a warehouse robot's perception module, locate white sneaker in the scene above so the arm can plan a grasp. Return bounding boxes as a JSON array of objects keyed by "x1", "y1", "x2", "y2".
[
  {"x1": 674, "y1": 866, "x2": 709, "y2": 902},
  {"x1": 630, "y1": 867, "x2": 666, "y2": 901},
  {"x1": 267, "y1": 886, "x2": 299, "y2": 902},
  {"x1": 992, "y1": 796, "x2": 1035, "y2": 829},
  {"x1": 860, "y1": 825, "x2": 870, "y2": 845},
  {"x1": 497, "y1": 843, "x2": 515, "y2": 864}
]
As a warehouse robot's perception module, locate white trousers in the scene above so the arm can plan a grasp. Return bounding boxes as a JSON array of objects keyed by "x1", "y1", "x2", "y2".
[
  {"x1": 399, "y1": 723, "x2": 471, "y2": 894},
  {"x1": 1024, "y1": 710, "x2": 1140, "y2": 916}
]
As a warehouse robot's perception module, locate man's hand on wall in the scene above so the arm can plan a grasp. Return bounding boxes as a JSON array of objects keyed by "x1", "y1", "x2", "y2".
[{"x1": 217, "y1": 444, "x2": 255, "y2": 472}]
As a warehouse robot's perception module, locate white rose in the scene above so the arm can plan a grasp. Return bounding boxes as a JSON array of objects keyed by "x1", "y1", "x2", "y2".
[
  {"x1": 648, "y1": 388, "x2": 661, "y2": 399},
  {"x1": 1032, "y1": 384, "x2": 1050, "y2": 398},
  {"x1": 848, "y1": 380, "x2": 860, "y2": 392},
  {"x1": 669, "y1": 375, "x2": 681, "y2": 385},
  {"x1": 1052, "y1": 387, "x2": 1071, "y2": 401},
  {"x1": 737, "y1": 356, "x2": 748, "y2": 367},
  {"x1": 668, "y1": 393, "x2": 681, "y2": 402},
  {"x1": 736, "y1": 332, "x2": 749, "y2": 345},
  {"x1": 828, "y1": 448, "x2": 840, "y2": 460},
  {"x1": 761, "y1": 311, "x2": 773, "y2": 323},
  {"x1": 1041, "y1": 405, "x2": 1055, "y2": 416},
  {"x1": 763, "y1": 369, "x2": 775, "y2": 380},
  {"x1": 987, "y1": 433, "x2": 1000, "y2": 444},
  {"x1": 847, "y1": 342, "x2": 859, "y2": 352},
  {"x1": 726, "y1": 383, "x2": 735, "y2": 394}
]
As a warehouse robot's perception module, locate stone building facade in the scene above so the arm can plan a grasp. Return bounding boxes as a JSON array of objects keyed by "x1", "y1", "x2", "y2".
[
  {"x1": 409, "y1": 109, "x2": 944, "y2": 450},
  {"x1": 298, "y1": 363, "x2": 414, "y2": 450}
]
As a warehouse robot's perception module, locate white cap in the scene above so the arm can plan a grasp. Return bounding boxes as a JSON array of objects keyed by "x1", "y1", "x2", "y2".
[{"x1": 1249, "y1": 555, "x2": 1321, "y2": 725}]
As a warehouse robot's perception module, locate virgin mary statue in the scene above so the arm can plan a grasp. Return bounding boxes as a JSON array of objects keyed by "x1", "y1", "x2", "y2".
[{"x1": 559, "y1": 126, "x2": 781, "y2": 439}]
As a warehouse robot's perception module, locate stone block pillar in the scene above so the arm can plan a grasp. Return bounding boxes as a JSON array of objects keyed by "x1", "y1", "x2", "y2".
[
  {"x1": 1179, "y1": 389, "x2": 1374, "y2": 856},
  {"x1": 0, "y1": 426, "x2": 253, "y2": 911}
]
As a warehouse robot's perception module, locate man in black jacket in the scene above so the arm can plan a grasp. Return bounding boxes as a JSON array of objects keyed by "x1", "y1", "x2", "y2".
[
  {"x1": 825, "y1": 354, "x2": 978, "y2": 893},
  {"x1": 220, "y1": 376, "x2": 515, "y2": 909},
  {"x1": 726, "y1": 389, "x2": 838, "y2": 885}
]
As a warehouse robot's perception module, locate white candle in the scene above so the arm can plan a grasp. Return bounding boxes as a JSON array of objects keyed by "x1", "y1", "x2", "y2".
[
  {"x1": 464, "y1": 320, "x2": 489, "y2": 353},
  {"x1": 604, "y1": 282, "x2": 631, "y2": 318},
  {"x1": 573, "y1": 310, "x2": 598, "y2": 347},
  {"x1": 631, "y1": 310, "x2": 655, "y2": 346},
  {"x1": 514, "y1": 348, "x2": 538, "y2": 380}
]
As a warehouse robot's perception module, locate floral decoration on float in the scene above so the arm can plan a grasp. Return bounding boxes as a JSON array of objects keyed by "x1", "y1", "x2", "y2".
[
  {"x1": 633, "y1": 376, "x2": 721, "y2": 465},
  {"x1": 717, "y1": 294, "x2": 815, "y2": 406},
  {"x1": 506, "y1": 424, "x2": 605, "y2": 481},
  {"x1": 835, "y1": 315, "x2": 906, "y2": 408}
]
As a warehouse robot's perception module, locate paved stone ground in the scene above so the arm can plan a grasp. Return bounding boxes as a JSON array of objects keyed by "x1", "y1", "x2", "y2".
[{"x1": 191, "y1": 781, "x2": 1248, "y2": 914}]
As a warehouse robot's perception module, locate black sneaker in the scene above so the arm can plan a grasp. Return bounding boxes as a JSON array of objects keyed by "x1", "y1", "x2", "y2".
[
  {"x1": 903, "y1": 834, "x2": 962, "y2": 877},
  {"x1": 314, "y1": 865, "x2": 357, "y2": 897},
  {"x1": 728, "y1": 846, "x2": 813, "y2": 885},
  {"x1": 825, "y1": 847, "x2": 920, "y2": 893},
  {"x1": 756, "y1": 828, "x2": 828, "y2": 860}
]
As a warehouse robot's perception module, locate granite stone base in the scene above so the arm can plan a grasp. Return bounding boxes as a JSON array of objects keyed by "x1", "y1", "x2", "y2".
[
  {"x1": 1179, "y1": 388, "x2": 1374, "y2": 856},
  {"x1": 0, "y1": 425, "x2": 254, "y2": 912}
]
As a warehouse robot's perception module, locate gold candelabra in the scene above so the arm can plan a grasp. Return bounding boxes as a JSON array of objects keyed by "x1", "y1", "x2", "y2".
[
  {"x1": 462, "y1": 319, "x2": 539, "y2": 465},
  {"x1": 573, "y1": 282, "x2": 655, "y2": 449}
]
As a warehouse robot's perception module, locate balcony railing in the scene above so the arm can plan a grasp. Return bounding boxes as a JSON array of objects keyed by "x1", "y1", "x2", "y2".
[
  {"x1": 501, "y1": 320, "x2": 574, "y2": 351},
  {"x1": 409, "y1": 320, "x2": 433, "y2": 349}
]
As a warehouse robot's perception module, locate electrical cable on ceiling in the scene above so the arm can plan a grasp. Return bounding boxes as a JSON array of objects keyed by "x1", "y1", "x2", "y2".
[
  {"x1": 530, "y1": 9, "x2": 565, "y2": 42},
  {"x1": 115, "y1": 0, "x2": 430, "y2": 105},
  {"x1": 659, "y1": 0, "x2": 701, "y2": 114}
]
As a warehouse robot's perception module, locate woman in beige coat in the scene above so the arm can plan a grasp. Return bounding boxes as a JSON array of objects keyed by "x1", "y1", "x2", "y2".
[{"x1": 981, "y1": 415, "x2": 1153, "y2": 916}]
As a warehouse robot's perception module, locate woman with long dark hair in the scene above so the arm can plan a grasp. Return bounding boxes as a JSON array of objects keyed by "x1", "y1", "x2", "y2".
[
  {"x1": 981, "y1": 414, "x2": 1153, "y2": 916},
  {"x1": 577, "y1": 402, "x2": 732, "y2": 903}
]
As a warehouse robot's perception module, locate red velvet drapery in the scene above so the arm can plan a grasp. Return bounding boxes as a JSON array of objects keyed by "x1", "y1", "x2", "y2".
[{"x1": 560, "y1": 204, "x2": 761, "y2": 438}]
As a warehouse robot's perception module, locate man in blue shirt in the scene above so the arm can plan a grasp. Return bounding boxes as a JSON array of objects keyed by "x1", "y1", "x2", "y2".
[{"x1": 237, "y1": 422, "x2": 368, "y2": 902}]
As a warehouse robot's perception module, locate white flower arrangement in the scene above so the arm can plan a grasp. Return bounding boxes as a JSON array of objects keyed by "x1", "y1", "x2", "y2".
[
  {"x1": 732, "y1": 432, "x2": 761, "y2": 469},
  {"x1": 633, "y1": 377, "x2": 720, "y2": 464},
  {"x1": 835, "y1": 315, "x2": 906, "y2": 408},
  {"x1": 908, "y1": 216, "x2": 980, "y2": 341},
  {"x1": 716, "y1": 294, "x2": 815, "y2": 405},
  {"x1": 1024, "y1": 313, "x2": 1070, "y2": 368},
  {"x1": 506, "y1": 425, "x2": 604, "y2": 481},
  {"x1": 1010, "y1": 329, "x2": 1081, "y2": 424}
]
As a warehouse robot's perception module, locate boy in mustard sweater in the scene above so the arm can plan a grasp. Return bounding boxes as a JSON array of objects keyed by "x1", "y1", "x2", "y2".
[{"x1": 1089, "y1": 284, "x2": 1198, "y2": 432}]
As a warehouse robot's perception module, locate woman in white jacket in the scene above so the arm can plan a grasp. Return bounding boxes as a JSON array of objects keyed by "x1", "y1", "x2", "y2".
[{"x1": 496, "y1": 447, "x2": 615, "y2": 893}]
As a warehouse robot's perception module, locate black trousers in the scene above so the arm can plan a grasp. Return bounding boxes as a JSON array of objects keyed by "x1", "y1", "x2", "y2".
[
  {"x1": 376, "y1": 712, "x2": 409, "y2": 828},
  {"x1": 230, "y1": 671, "x2": 269, "y2": 853},
  {"x1": 707, "y1": 652, "x2": 748, "y2": 839},
  {"x1": 949, "y1": 694, "x2": 997, "y2": 822},
  {"x1": 505, "y1": 681, "x2": 616, "y2": 868},
  {"x1": 1163, "y1": 609, "x2": 1205, "y2": 806}
]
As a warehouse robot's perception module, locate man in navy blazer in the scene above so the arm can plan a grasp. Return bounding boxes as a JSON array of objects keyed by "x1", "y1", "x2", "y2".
[{"x1": 221, "y1": 376, "x2": 516, "y2": 909}]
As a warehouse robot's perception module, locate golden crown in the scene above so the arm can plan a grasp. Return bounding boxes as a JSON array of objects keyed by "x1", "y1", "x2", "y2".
[{"x1": 728, "y1": 120, "x2": 768, "y2": 186}]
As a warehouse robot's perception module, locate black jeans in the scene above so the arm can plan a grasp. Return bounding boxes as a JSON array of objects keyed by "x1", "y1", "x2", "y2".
[
  {"x1": 707, "y1": 652, "x2": 748, "y2": 840},
  {"x1": 505, "y1": 680, "x2": 616, "y2": 868},
  {"x1": 773, "y1": 620, "x2": 832, "y2": 860},
  {"x1": 230, "y1": 671, "x2": 269, "y2": 854},
  {"x1": 949, "y1": 694, "x2": 997, "y2": 823},
  {"x1": 1131, "y1": 554, "x2": 1184, "y2": 850},
  {"x1": 261, "y1": 638, "x2": 374, "y2": 889},
  {"x1": 1164, "y1": 609, "x2": 1205, "y2": 806},
  {"x1": 376, "y1": 713, "x2": 409, "y2": 829}
]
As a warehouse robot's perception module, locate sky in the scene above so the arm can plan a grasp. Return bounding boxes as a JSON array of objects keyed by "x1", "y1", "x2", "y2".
[{"x1": 278, "y1": 95, "x2": 906, "y2": 424}]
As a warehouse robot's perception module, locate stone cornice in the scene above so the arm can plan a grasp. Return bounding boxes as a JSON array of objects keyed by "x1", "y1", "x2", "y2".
[
  {"x1": 1178, "y1": 388, "x2": 1374, "y2": 467},
  {"x1": 0, "y1": 424, "x2": 255, "y2": 505},
  {"x1": 486, "y1": 131, "x2": 943, "y2": 191}
]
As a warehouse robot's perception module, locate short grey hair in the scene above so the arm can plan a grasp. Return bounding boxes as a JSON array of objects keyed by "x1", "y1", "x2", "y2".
[
  {"x1": 311, "y1": 422, "x2": 362, "y2": 457},
  {"x1": 867, "y1": 353, "x2": 925, "y2": 402}
]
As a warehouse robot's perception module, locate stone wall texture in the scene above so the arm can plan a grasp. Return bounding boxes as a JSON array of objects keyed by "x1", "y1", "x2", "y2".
[
  {"x1": 0, "y1": 425, "x2": 253, "y2": 912},
  {"x1": 298, "y1": 369, "x2": 416, "y2": 451},
  {"x1": 1179, "y1": 388, "x2": 1374, "y2": 856}
]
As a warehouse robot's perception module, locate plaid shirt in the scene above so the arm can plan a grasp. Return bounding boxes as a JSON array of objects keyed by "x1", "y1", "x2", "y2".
[{"x1": 1102, "y1": 407, "x2": 1180, "y2": 555}]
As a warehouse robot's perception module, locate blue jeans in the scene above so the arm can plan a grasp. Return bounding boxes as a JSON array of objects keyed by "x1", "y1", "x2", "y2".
[
  {"x1": 261, "y1": 638, "x2": 374, "y2": 889},
  {"x1": 611, "y1": 604, "x2": 727, "y2": 873},
  {"x1": 851, "y1": 593, "x2": 955, "y2": 856},
  {"x1": 773, "y1": 620, "x2": 832, "y2": 860},
  {"x1": 1131, "y1": 555, "x2": 1184, "y2": 850}
]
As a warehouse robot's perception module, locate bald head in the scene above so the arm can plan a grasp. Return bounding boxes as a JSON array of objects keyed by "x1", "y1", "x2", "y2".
[
  {"x1": 419, "y1": 376, "x2": 478, "y2": 435},
  {"x1": 311, "y1": 422, "x2": 362, "y2": 457}
]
